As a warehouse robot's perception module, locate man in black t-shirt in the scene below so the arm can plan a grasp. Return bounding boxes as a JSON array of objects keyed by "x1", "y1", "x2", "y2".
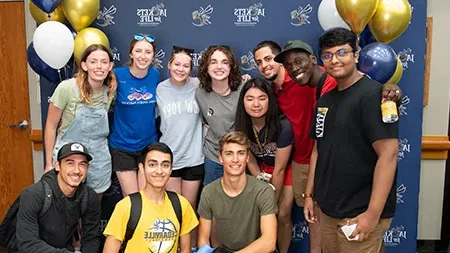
[{"x1": 303, "y1": 28, "x2": 399, "y2": 253}]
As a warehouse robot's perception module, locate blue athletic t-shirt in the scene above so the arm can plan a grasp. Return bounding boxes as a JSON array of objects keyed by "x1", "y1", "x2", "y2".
[{"x1": 109, "y1": 66, "x2": 159, "y2": 151}]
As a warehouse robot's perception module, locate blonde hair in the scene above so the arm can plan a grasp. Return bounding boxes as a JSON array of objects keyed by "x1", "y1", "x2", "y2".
[
  {"x1": 74, "y1": 44, "x2": 117, "y2": 104},
  {"x1": 219, "y1": 131, "x2": 251, "y2": 154}
]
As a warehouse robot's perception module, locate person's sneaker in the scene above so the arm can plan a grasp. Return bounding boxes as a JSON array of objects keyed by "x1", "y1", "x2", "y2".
[{"x1": 191, "y1": 246, "x2": 198, "y2": 253}]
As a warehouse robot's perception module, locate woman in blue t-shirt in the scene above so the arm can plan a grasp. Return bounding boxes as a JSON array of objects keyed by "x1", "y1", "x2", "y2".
[
  {"x1": 235, "y1": 78, "x2": 294, "y2": 253},
  {"x1": 109, "y1": 34, "x2": 159, "y2": 196}
]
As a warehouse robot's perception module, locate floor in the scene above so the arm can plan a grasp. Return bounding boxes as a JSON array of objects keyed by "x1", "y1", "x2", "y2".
[{"x1": 417, "y1": 240, "x2": 450, "y2": 253}]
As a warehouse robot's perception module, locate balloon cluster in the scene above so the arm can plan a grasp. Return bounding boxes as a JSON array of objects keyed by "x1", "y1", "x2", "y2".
[
  {"x1": 27, "y1": 0, "x2": 110, "y2": 84},
  {"x1": 317, "y1": 0, "x2": 412, "y2": 85}
]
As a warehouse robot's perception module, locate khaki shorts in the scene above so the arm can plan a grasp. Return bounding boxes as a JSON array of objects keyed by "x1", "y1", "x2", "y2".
[{"x1": 292, "y1": 161, "x2": 309, "y2": 206}]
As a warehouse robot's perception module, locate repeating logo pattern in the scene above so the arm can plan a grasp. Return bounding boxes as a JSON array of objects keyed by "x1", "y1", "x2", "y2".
[
  {"x1": 398, "y1": 138, "x2": 411, "y2": 161},
  {"x1": 290, "y1": 4, "x2": 313, "y2": 26},
  {"x1": 234, "y1": 2, "x2": 265, "y2": 27},
  {"x1": 97, "y1": 5, "x2": 117, "y2": 27},
  {"x1": 398, "y1": 48, "x2": 415, "y2": 69},
  {"x1": 153, "y1": 49, "x2": 166, "y2": 69},
  {"x1": 292, "y1": 221, "x2": 309, "y2": 241},
  {"x1": 397, "y1": 184, "x2": 406, "y2": 204},
  {"x1": 110, "y1": 47, "x2": 121, "y2": 64},
  {"x1": 137, "y1": 3, "x2": 167, "y2": 27},
  {"x1": 399, "y1": 95, "x2": 410, "y2": 116},
  {"x1": 240, "y1": 51, "x2": 257, "y2": 71},
  {"x1": 384, "y1": 225, "x2": 407, "y2": 247},
  {"x1": 192, "y1": 5, "x2": 213, "y2": 27}
]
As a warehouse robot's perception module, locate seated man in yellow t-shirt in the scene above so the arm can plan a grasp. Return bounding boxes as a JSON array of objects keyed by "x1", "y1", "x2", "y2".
[{"x1": 103, "y1": 142, "x2": 199, "y2": 253}]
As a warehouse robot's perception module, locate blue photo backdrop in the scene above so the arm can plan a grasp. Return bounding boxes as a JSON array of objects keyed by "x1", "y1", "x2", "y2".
[{"x1": 39, "y1": 1, "x2": 426, "y2": 252}]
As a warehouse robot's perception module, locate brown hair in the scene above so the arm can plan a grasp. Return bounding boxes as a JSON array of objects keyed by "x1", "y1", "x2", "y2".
[
  {"x1": 197, "y1": 46, "x2": 242, "y2": 92},
  {"x1": 128, "y1": 36, "x2": 156, "y2": 67},
  {"x1": 219, "y1": 131, "x2": 251, "y2": 154},
  {"x1": 75, "y1": 44, "x2": 116, "y2": 104}
]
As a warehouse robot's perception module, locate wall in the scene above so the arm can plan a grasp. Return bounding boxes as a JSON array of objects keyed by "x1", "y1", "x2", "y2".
[{"x1": 418, "y1": 0, "x2": 450, "y2": 240}]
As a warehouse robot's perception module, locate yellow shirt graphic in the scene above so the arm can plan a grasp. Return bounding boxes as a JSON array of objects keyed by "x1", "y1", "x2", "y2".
[{"x1": 104, "y1": 190, "x2": 199, "y2": 253}]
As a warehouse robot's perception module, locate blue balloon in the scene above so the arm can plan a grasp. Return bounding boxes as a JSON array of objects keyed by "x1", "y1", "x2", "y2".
[
  {"x1": 30, "y1": 0, "x2": 62, "y2": 14},
  {"x1": 27, "y1": 42, "x2": 61, "y2": 83},
  {"x1": 357, "y1": 42, "x2": 397, "y2": 84},
  {"x1": 359, "y1": 26, "x2": 377, "y2": 48}
]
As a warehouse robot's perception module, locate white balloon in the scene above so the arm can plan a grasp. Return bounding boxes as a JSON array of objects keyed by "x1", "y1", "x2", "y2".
[
  {"x1": 318, "y1": 0, "x2": 350, "y2": 31},
  {"x1": 33, "y1": 21, "x2": 74, "y2": 69}
]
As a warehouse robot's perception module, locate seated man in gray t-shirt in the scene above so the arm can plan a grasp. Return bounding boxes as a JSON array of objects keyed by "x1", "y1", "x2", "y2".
[{"x1": 197, "y1": 131, "x2": 278, "y2": 252}]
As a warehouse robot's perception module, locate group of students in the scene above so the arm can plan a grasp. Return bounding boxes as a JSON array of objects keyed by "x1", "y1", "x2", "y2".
[{"x1": 5, "y1": 27, "x2": 402, "y2": 253}]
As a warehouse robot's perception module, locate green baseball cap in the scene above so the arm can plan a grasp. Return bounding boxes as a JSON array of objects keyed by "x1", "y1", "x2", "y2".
[{"x1": 274, "y1": 40, "x2": 314, "y2": 63}]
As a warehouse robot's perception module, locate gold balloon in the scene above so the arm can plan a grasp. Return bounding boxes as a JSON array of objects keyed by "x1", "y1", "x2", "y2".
[
  {"x1": 29, "y1": 2, "x2": 66, "y2": 25},
  {"x1": 385, "y1": 57, "x2": 403, "y2": 85},
  {"x1": 62, "y1": 0, "x2": 100, "y2": 32},
  {"x1": 74, "y1": 28, "x2": 109, "y2": 64},
  {"x1": 336, "y1": 0, "x2": 379, "y2": 35},
  {"x1": 369, "y1": 0, "x2": 412, "y2": 44}
]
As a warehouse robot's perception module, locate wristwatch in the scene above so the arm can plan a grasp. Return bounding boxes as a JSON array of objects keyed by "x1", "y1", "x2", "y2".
[{"x1": 301, "y1": 193, "x2": 314, "y2": 199}]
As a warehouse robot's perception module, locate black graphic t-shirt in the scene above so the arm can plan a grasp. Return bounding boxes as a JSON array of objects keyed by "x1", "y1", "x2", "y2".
[
  {"x1": 250, "y1": 116, "x2": 294, "y2": 167},
  {"x1": 309, "y1": 76, "x2": 398, "y2": 219}
]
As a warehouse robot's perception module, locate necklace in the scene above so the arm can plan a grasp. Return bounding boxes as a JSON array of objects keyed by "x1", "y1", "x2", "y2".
[
  {"x1": 252, "y1": 124, "x2": 268, "y2": 151},
  {"x1": 213, "y1": 86, "x2": 231, "y2": 96}
]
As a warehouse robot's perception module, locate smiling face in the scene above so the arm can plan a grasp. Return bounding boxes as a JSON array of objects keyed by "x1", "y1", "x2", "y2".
[
  {"x1": 168, "y1": 52, "x2": 192, "y2": 83},
  {"x1": 80, "y1": 50, "x2": 113, "y2": 84},
  {"x1": 283, "y1": 50, "x2": 316, "y2": 86},
  {"x1": 130, "y1": 40, "x2": 155, "y2": 71},
  {"x1": 56, "y1": 154, "x2": 89, "y2": 189},
  {"x1": 139, "y1": 150, "x2": 172, "y2": 189},
  {"x1": 321, "y1": 44, "x2": 358, "y2": 80},
  {"x1": 207, "y1": 49, "x2": 231, "y2": 82},
  {"x1": 254, "y1": 46, "x2": 282, "y2": 81},
  {"x1": 243, "y1": 87, "x2": 269, "y2": 119},
  {"x1": 219, "y1": 142, "x2": 249, "y2": 177}
]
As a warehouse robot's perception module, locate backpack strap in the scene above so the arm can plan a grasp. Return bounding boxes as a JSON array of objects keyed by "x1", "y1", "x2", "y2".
[
  {"x1": 167, "y1": 191, "x2": 182, "y2": 229},
  {"x1": 120, "y1": 192, "x2": 142, "y2": 252},
  {"x1": 316, "y1": 72, "x2": 328, "y2": 102},
  {"x1": 39, "y1": 181, "x2": 53, "y2": 218}
]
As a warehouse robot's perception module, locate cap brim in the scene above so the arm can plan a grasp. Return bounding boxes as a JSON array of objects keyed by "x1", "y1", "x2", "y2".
[
  {"x1": 274, "y1": 48, "x2": 312, "y2": 63},
  {"x1": 59, "y1": 152, "x2": 93, "y2": 162}
]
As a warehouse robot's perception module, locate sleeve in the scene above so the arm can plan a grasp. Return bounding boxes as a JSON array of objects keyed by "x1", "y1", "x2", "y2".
[
  {"x1": 80, "y1": 189, "x2": 101, "y2": 253},
  {"x1": 197, "y1": 187, "x2": 213, "y2": 220},
  {"x1": 178, "y1": 196, "x2": 199, "y2": 237},
  {"x1": 103, "y1": 197, "x2": 132, "y2": 242},
  {"x1": 49, "y1": 81, "x2": 72, "y2": 111},
  {"x1": 276, "y1": 117, "x2": 294, "y2": 148},
  {"x1": 16, "y1": 187, "x2": 72, "y2": 253},
  {"x1": 320, "y1": 76, "x2": 337, "y2": 96},
  {"x1": 361, "y1": 90, "x2": 399, "y2": 143},
  {"x1": 309, "y1": 105, "x2": 319, "y2": 139},
  {"x1": 258, "y1": 186, "x2": 278, "y2": 216}
]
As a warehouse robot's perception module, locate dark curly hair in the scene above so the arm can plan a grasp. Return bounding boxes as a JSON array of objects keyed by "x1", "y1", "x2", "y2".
[{"x1": 197, "y1": 45, "x2": 242, "y2": 92}]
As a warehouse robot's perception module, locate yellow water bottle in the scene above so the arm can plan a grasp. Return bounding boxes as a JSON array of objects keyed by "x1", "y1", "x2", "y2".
[{"x1": 381, "y1": 100, "x2": 398, "y2": 123}]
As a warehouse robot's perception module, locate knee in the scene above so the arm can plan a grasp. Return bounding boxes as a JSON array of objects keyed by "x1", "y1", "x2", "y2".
[{"x1": 277, "y1": 209, "x2": 291, "y2": 225}]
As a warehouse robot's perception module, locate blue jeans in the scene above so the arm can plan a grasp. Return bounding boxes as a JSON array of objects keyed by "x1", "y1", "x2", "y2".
[{"x1": 203, "y1": 157, "x2": 223, "y2": 185}]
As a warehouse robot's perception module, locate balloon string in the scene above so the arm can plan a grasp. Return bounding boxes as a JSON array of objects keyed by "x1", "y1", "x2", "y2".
[{"x1": 57, "y1": 69, "x2": 63, "y2": 83}]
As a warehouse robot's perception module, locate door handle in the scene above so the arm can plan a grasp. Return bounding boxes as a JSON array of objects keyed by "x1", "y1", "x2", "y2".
[{"x1": 9, "y1": 120, "x2": 29, "y2": 130}]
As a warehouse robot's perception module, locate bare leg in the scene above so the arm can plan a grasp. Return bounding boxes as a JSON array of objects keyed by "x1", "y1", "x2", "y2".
[
  {"x1": 182, "y1": 179, "x2": 202, "y2": 247},
  {"x1": 116, "y1": 170, "x2": 139, "y2": 196},
  {"x1": 165, "y1": 177, "x2": 182, "y2": 193},
  {"x1": 137, "y1": 169, "x2": 147, "y2": 191},
  {"x1": 276, "y1": 186, "x2": 293, "y2": 253}
]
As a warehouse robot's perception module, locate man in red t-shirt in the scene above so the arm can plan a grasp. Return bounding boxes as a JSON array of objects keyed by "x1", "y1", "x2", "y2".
[{"x1": 253, "y1": 40, "x2": 401, "y2": 253}]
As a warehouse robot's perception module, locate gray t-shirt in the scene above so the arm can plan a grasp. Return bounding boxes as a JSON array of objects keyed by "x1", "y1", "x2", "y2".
[
  {"x1": 197, "y1": 175, "x2": 278, "y2": 251},
  {"x1": 156, "y1": 78, "x2": 204, "y2": 169},
  {"x1": 195, "y1": 84, "x2": 243, "y2": 163}
]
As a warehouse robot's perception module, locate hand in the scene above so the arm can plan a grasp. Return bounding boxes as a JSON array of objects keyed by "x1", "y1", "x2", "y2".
[
  {"x1": 303, "y1": 197, "x2": 317, "y2": 223},
  {"x1": 242, "y1": 74, "x2": 252, "y2": 82},
  {"x1": 347, "y1": 211, "x2": 380, "y2": 241},
  {"x1": 382, "y1": 84, "x2": 402, "y2": 102}
]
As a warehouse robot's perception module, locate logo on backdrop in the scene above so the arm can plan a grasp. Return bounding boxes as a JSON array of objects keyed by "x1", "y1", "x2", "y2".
[
  {"x1": 192, "y1": 5, "x2": 213, "y2": 27},
  {"x1": 290, "y1": 4, "x2": 313, "y2": 26},
  {"x1": 192, "y1": 49, "x2": 206, "y2": 69},
  {"x1": 398, "y1": 138, "x2": 411, "y2": 161},
  {"x1": 292, "y1": 221, "x2": 309, "y2": 241},
  {"x1": 396, "y1": 184, "x2": 406, "y2": 204},
  {"x1": 398, "y1": 48, "x2": 415, "y2": 69},
  {"x1": 399, "y1": 95, "x2": 410, "y2": 116},
  {"x1": 110, "y1": 47, "x2": 121, "y2": 63},
  {"x1": 234, "y1": 2, "x2": 265, "y2": 27},
  {"x1": 153, "y1": 49, "x2": 166, "y2": 69},
  {"x1": 240, "y1": 51, "x2": 257, "y2": 71},
  {"x1": 96, "y1": 5, "x2": 116, "y2": 27},
  {"x1": 384, "y1": 225, "x2": 407, "y2": 247},
  {"x1": 137, "y1": 3, "x2": 167, "y2": 27}
]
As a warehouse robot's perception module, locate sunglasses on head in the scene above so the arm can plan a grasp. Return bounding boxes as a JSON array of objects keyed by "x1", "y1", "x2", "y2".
[
  {"x1": 134, "y1": 33, "x2": 155, "y2": 43},
  {"x1": 173, "y1": 45, "x2": 195, "y2": 54}
]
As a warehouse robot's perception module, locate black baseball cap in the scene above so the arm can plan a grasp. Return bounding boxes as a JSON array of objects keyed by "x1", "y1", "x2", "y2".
[
  {"x1": 57, "y1": 142, "x2": 93, "y2": 162},
  {"x1": 274, "y1": 40, "x2": 314, "y2": 63}
]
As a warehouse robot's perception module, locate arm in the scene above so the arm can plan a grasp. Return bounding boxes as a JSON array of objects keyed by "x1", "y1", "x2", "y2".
[
  {"x1": 235, "y1": 214, "x2": 277, "y2": 253},
  {"x1": 197, "y1": 217, "x2": 211, "y2": 248},
  {"x1": 44, "y1": 103, "x2": 63, "y2": 172},
  {"x1": 16, "y1": 188, "x2": 72, "y2": 253},
  {"x1": 179, "y1": 233, "x2": 192, "y2": 253},
  {"x1": 247, "y1": 153, "x2": 260, "y2": 177},
  {"x1": 102, "y1": 236, "x2": 121, "y2": 253},
  {"x1": 80, "y1": 190, "x2": 102, "y2": 253},
  {"x1": 271, "y1": 145, "x2": 292, "y2": 201},
  {"x1": 303, "y1": 141, "x2": 318, "y2": 223}
]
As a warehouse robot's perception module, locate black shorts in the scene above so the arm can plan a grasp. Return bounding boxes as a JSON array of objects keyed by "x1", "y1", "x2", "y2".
[
  {"x1": 111, "y1": 148, "x2": 141, "y2": 172},
  {"x1": 170, "y1": 164, "x2": 204, "y2": 181}
]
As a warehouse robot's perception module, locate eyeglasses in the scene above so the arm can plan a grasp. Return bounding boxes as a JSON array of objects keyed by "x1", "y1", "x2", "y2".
[
  {"x1": 173, "y1": 45, "x2": 194, "y2": 54},
  {"x1": 320, "y1": 49, "x2": 354, "y2": 62},
  {"x1": 134, "y1": 33, "x2": 155, "y2": 43}
]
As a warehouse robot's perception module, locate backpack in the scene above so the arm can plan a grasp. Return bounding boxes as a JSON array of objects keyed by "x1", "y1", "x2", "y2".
[
  {"x1": 119, "y1": 191, "x2": 182, "y2": 253},
  {"x1": 0, "y1": 181, "x2": 88, "y2": 251},
  {"x1": 316, "y1": 72, "x2": 328, "y2": 102}
]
